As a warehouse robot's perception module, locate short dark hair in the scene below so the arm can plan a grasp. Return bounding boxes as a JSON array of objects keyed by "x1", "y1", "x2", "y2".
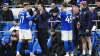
[
  {"x1": 51, "y1": 2, "x2": 56, "y2": 4},
  {"x1": 62, "y1": 2, "x2": 68, "y2": 7},
  {"x1": 13, "y1": 19, "x2": 18, "y2": 23},
  {"x1": 3, "y1": 4, "x2": 8, "y2": 8},
  {"x1": 23, "y1": 2, "x2": 29, "y2": 7},
  {"x1": 52, "y1": 9, "x2": 59, "y2": 13},
  {"x1": 38, "y1": 3, "x2": 45, "y2": 10}
]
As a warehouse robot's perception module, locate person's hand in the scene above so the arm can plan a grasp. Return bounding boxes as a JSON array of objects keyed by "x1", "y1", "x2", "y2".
[
  {"x1": 34, "y1": 18, "x2": 37, "y2": 20},
  {"x1": 34, "y1": 11, "x2": 37, "y2": 15},
  {"x1": 14, "y1": 38, "x2": 17, "y2": 40},
  {"x1": 40, "y1": 10, "x2": 43, "y2": 15},
  {"x1": 86, "y1": 29, "x2": 89, "y2": 33},
  {"x1": 77, "y1": 23, "x2": 80, "y2": 29}
]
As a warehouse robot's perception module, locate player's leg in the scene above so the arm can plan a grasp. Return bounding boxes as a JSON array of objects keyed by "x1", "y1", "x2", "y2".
[
  {"x1": 61, "y1": 31, "x2": 69, "y2": 56},
  {"x1": 16, "y1": 30, "x2": 23, "y2": 56},
  {"x1": 24, "y1": 29, "x2": 35, "y2": 56},
  {"x1": 68, "y1": 30, "x2": 74, "y2": 56},
  {"x1": 28, "y1": 39, "x2": 35, "y2": 56},
  {"x1": 86, "y1": 36, "x2": 92, "y2": 56},
  {"x1": 81, "y1": 37, "x2": 86, "y2": 56},
  {"x1": 16, "y1": 39, "x2": 22, "y2": 56}
]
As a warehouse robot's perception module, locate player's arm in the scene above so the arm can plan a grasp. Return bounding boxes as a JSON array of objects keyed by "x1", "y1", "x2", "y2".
[
  {"x1": 56, "y1": 12, "x2": 62, "y2": 20},
  {"x1": 26, "y1": 12, "x2": 36, "y2": 20}
]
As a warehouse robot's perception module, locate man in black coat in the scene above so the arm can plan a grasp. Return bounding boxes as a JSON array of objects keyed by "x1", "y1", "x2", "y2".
[
  {"x1": 79, "y1": 1, "x2": 92, "y2": 56},
  {"x1": 94, "y1": 0, "x2": 100, "y2": 29},
  {"x1": 36, "y1": 3, "x2": 50, "y2": 56},
  {"x1": 49, "y1": 2, "x2": 59, "y2": 17},
  {"x1": 72, "y1": 6, "x2": 81, "y2": 47},
  {"x1": 0, "y1": 4, "x2": 14, "y2": 21}
]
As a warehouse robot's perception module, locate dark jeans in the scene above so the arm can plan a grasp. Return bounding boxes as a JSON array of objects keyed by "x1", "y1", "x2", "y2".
[
  {"x1": 4, "y1": 43, "x2": 11, "y2": 56},
  {"x1": 0, "y1": 43, "x2": 4, "y2": 56},
  {"x1": 11, "y1": 41, "x2": 18, "y2": 56},
  {"x1": 37, "y1": 28, "x2": 49, "y2": 55}
]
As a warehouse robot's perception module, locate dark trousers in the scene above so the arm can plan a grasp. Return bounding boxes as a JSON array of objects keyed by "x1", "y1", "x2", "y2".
[
  {"x1": 11, "y1": 41, "x2": 18, "y2": 56},
  {"x1": 37, "y1": 28, "x2": 49, "y2": 55},
  {"x1": 4, "y1": 43, "x2": 11, "y2": 56}
]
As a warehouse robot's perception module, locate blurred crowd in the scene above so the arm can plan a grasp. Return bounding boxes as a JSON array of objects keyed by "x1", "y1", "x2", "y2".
[{"x1": 0, "y1": 0, "x2": 97, "y2": 5}]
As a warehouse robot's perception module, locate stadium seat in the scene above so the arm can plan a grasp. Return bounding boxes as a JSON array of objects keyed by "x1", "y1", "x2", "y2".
[
  {"x1": 3, "y1": 32, "x2": 12, "y2": 36},
  {"x1": 47, "y1": 35, "x2": 52, "y2": 48},
  {"x1": 4, "y1": 36, "x2": 10, "y2": 39},
  {"x1": 8, "y1": 22, "x2": 13, "y2": 29},
  {"x1": 3, "y1": 25, "x2": 8, "y2": 31},
  {"x1": 33, "y1": 40, "x2": 42, "y2": 54},
  {"x1": 4, "y1": 38, "x2": 9, "y2": 43}
]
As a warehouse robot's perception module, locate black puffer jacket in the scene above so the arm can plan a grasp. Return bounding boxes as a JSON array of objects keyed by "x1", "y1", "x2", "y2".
[{"x1": 79, "y1": 7, "x2": 92, "y2": 31}]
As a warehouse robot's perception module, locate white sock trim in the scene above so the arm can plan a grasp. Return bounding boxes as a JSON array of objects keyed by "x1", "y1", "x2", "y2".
[
  {"x1": 89, "y1": 50, "x2": 92, "y2": 55},
  {"x1": 82, "y1": 50, "x2": 86, "y2": 55},
  {"x1": 17, "y1": 51, "x2": 20, "y2": 55},
  {"x1": 30, "y1": 52, "x2": 33, "y2": 55}
]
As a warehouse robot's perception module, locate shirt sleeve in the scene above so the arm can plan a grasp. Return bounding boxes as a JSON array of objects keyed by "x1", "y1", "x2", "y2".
[
  {"x1": 56, "y1": 12, "x2": 62, "y2": 20},
  {"x1": 26, "y1": 12, "x2": 36, "y2": 20},
  {"x1": 9, "y1": 27, "x2": 13, "y2": 32}
]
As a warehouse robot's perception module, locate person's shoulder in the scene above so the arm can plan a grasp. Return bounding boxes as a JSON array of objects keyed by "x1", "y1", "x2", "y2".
[
  {"x1": 16, "y1": 26, "x2": 20, "y2": 28},
  {"x1": 9, "y1": 26, "x2": 14, "y2": 31},
  {"x1": 55, "y1": 6, "x2": 59, "y2": 10},
  {"x1": 86, "y1": 9, "x2": 92, "y2": 14}
]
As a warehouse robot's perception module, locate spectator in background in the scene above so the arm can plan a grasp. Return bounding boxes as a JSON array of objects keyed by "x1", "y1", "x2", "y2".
[
  {"x1": 32, "y1": 2, "x2": 39, "y2": 30},
  {"x1": 0, "y1": 4, "x2": 14, "y2": 21},
  {"x1": 28, "y1": 5, "x2": 33, "y2": 16},
  {"x1": 34, "y1": 2, "x2": 39, "y2": 12},
  {"x1": 49, "y1": 29, "x2": 65, "y2": 56},
  {"x1": 10, "y1": 20, "x2": 19, "y2": 32},
  {"x1": 49, "y1": 2, "x2": 59, "y2": 16},
  {"x1": 79, "y1": 1, "x2": 92, "y2": 56},
  {"x1": 9, "y1": 20, "x2": 19, "y2": 56},
  {"x1": 48, "y1": 9, "x2": 60, "y2": 29},
  {"x1": 0, "y1": 0, "x2": 3, "y2": 6},
  {"x1": 89, "y1": 7, "x2": 97, "y2": 31},
  {"x1": 94, "y1": 0, "x2": 100, "y2": 29},
  {"x1": 0, "y1": 39, "x2": 4, "y2": 56},
  {"x1": 39, "y1": 0, "x2": 49, "y2": 5},
  {"x1": 10, "y1": 30, "x2": 19, "y2": 56},
  {"x1": 0, "y1": 14, "x2": 4, "y2": 31}
]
